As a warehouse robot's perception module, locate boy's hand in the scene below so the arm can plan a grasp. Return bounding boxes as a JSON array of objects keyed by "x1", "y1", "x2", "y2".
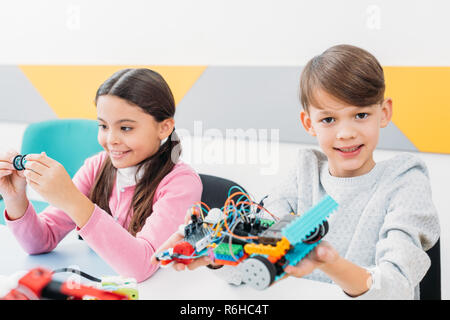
[{"x1": 284, "y1": 241, "x2": 339, "y2": 278}]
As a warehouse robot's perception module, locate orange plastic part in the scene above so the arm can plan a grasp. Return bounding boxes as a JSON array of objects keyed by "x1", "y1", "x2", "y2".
[{"x1": 244, "y1": 237, "x2": 291, "y2": 259}]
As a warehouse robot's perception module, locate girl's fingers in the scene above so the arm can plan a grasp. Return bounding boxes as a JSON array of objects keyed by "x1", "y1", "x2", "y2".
[
  {"x1": 2, "y1": 150, "x2": 20, "y2": 162},
  {"x1": 15, "y1": 170, "x2": 26, "y2": 178},
  {"x1": 24, "y1": 160, "x2": 47, "y2": 175},
  {"x1": 0, "y1": 151, "x2": 18, "y2": 167},
  {"x1": 0, "y1": 169, "x2": 13, "y2": 178},
  {"x1": 26, "y1": 179, "x2": 39, "y2": 190},
  {"x1": 23, "y1": 169, "x2": 41, "y2": 185},
  {"x1": 186, "y1": 256, "x2": 211, "y2": 270},
  {"x1": 150, "y1": 232, "x2": 184, "y2": 264},
  {"x1": 0, "y1": 161, "x2": 14, "y2": 170},
  {"x1": 23, "y1": 152, "x2": 53, "y2": 168},
  {"x1": 174, "y1": 263, "x2": 186, "y2": 271},
  {"x1": 0, "y1": 151, "x2": 21, "y2": 167}
]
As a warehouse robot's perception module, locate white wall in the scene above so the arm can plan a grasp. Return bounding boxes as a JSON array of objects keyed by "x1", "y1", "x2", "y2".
[{"x1": 0, "y1": 0, "x2": 449, "y2": 66}]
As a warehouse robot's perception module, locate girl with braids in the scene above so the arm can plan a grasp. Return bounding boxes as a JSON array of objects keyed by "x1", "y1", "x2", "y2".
[{"x1": 1, "y1": 68, "x2": 202, "y2": 282}]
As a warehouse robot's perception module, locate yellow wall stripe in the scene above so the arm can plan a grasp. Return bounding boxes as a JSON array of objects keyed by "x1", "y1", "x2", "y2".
[
  {"x1": 384, "y1": 67, "x2": 450, "y2": 154},
  {"x1": 19, "y1": 65, "x2": 207, "y2": 119}
]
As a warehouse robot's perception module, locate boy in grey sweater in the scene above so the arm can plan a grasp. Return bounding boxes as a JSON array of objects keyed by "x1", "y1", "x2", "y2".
[
  {"x1": 152, "y1": 44, "x2": 440, "y2": 299},
  {"x1": 269, "y1": 44, "x2": 440, "y2": 299}
]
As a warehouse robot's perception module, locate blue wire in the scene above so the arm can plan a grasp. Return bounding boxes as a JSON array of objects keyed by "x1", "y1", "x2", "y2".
[{"x1": 227, "y1": 185, "x2": 250, "y2": 199}]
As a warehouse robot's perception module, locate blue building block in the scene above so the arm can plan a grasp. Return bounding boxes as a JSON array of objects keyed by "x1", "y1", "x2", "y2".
[
  {"x1": 215, "y1": 251, "x2": 245, "y2": 261},
  {"x1": 282, "y1": 195, "x2": 338, "y2": 246}
]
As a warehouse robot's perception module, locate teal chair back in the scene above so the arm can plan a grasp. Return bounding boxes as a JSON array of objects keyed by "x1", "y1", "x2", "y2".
[{"x1": 0, "y1": 119, "x2": 103, "y2": 224}]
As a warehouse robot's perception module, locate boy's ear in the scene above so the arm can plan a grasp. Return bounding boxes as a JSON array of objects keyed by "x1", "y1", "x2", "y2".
[
  {"x1": 159, "y1": 118, "x2": 175, "y2": 140},
  {"x1": 300, "y1": 110, "x2": 316, "y2": 136},
  {"x1": 380, "y1": 98, "x2": 393, "y2": 128}
]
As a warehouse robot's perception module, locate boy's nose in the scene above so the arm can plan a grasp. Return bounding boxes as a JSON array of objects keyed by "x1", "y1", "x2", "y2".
[{"x1": 336, "y1": 126, "x2": 357, "y2": 140}]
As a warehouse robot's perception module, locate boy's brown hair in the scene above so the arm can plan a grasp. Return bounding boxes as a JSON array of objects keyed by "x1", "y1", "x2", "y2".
[{"x1": 300, "y1": 44, "x2": 385, "y2": 112}]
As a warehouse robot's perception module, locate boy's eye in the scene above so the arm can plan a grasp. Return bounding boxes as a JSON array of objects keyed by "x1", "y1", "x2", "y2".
[
  {"x1": 321, "y1": 117, "x2": 335, "y2": 124},
  {"x1": 356, "y1": 113, "x2": 369, "y2": 120}
]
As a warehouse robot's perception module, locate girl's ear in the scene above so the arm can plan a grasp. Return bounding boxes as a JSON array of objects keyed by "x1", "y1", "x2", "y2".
[
  {"x1": 158, "y1": 118, "x2": 175, "y2": 140},
  {"x1": 380, "y1": 98, "x2": 393, "y2": 128},
  {"x1": 300, "y1": 110, "x2": 316, "y2": 136}
]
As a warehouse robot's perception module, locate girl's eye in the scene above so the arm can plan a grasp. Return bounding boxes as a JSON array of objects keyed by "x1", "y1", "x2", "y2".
[
  {"x1": 121, "y1": 127, "x2": 132, "y2": 132},
  {"x1": 98, "y1": 124, "x2": 107, "y2": 130},
  {"x1": 321, "y1": 117, "x2": 335, "y2": 124},
  {"x1": 356, "y1": 113, "x2": 369, "y2": 120}
]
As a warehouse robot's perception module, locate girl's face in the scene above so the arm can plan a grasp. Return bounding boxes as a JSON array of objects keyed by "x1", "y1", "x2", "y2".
[
  {"x1": 300, "y1": 89, "x2": 392, "y2": 177},
  {"x1": 96, "y1": 95, "x2": 174, "y2": 169}
]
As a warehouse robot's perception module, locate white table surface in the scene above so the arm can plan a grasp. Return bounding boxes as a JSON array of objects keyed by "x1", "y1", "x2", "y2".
[{"x1": 0, "y1": 225, "x2": 346, "y2": 300}]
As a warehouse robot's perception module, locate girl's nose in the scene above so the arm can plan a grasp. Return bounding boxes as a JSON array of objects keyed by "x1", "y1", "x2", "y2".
[{"x1": 107, "y1": 130, "x2": 120, "y2": 144}]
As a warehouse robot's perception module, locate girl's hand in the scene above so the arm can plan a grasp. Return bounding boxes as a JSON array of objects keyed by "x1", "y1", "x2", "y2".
[
  {"x1": 150, "y1": 230, "x2": 212, "y2": 271},
  {"x1": 0, "y1": 150, "x2": 27, "y2": 199},
  {"x1": 23, "y1": 152, "x2": 79, "y2": 212},
  {"x1": 284, "y1": 241, "x2": 339, "y2": 278}
]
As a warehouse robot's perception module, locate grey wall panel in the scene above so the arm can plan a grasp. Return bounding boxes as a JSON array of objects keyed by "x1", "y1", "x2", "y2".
[
  {"x1": 0, "y1": 66, "x2": 57, "y2": 122},
  {"x1": 175, "y1": 66, "x2": 417, "y2": 152}
]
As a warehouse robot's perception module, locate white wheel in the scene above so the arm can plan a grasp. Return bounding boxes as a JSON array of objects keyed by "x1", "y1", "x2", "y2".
[{"x1": 241, "y1": 256, "x2": 276, "y2": 290}]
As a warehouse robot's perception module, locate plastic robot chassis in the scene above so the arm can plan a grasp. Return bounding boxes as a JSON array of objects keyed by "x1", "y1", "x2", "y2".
[{"x1": 156, "y1": 188, "x2": 339, "y2": 290}]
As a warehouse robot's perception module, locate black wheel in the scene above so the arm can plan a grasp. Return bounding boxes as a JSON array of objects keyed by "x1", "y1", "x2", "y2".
[
  {"x1": 302, "y1": 220, "x2": 329, "y2": 244},
  {"x1": 241, "y1": 255, "x2": 277, "y2": 290}
]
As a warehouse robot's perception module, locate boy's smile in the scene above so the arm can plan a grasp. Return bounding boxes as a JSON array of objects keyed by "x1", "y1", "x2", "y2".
[
  {"x1": 333, "y1": 144, "x2": 364, "y2": 158},
  {"x1": 300, "y1": 89, "x2": 392, "y2": 178}
]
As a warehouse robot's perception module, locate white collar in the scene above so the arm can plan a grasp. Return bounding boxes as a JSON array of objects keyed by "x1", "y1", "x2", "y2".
[{"x1": 116, "y1": 166, "x2": 144, "y2": 188}]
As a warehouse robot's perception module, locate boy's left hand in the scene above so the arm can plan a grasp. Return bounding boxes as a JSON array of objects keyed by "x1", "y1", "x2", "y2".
[
  {"x1": 23, "y1": 152, "x2": 79, "y2": 212},
  {"x1": 284, "y1": 241, "x2": 339, "y2": 278}
]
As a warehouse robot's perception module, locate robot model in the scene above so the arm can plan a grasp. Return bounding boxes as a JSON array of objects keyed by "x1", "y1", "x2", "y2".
[{"x1": 156, "y1": 188, "x2": 338, "y2": 290}]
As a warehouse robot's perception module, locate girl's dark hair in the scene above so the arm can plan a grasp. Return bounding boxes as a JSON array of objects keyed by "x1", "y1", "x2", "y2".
[
  {"x1": 300, "y1": 44, "x2": 385, "y2": 112},
  {"x1": 90, "y1": 68, "x2": 181, "y2": 236}
]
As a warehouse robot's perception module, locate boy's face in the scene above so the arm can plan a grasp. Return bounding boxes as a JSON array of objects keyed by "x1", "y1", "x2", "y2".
[{"x1": 300, "y1": 89, "x2": 392, "y2": 177}]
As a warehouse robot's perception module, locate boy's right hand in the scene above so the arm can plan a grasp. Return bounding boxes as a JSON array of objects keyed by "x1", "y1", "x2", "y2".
[{"x1": 0, "y1": 150, "x2": 27, "y2": 199}]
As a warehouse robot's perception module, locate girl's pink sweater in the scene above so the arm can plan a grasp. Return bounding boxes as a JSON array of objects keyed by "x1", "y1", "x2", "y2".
[{"x1": 4, "y1": 152, "x2": 202, "y2": 282}]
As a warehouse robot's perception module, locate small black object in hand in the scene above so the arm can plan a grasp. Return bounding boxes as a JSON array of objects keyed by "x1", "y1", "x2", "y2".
[{"x1": 12, "y1": 154, "x2": 28, "y2": 171}]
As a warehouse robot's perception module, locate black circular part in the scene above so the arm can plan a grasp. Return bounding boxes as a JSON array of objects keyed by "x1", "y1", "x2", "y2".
[
  {"x1": 302, "y1": 220, "x2": 329, "y2": 244},
  {"x1": 13, "y1": 155, "x2": 24, "y2": 171},
  {"x1": 252, "y1": 255, "x2": 277, "y2": 285}
]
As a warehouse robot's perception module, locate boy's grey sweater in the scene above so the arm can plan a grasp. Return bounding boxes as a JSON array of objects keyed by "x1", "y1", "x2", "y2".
[{"x1": 215, "y1": 148, "x2": 440, "y2": 300}]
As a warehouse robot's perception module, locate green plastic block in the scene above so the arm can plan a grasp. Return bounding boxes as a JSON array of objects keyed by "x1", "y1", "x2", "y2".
[
  {"x1": 214, "y1": 243, "x2": 243, "y2": 256},
  {"x1": 259, "y1": 219, "x2": 275, "y2": 228}
]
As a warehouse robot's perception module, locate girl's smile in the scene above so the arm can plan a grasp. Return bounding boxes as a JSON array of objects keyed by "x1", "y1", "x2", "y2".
[{"x1": 109, "y1": 150, "x2": 131, "y2": 160}]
